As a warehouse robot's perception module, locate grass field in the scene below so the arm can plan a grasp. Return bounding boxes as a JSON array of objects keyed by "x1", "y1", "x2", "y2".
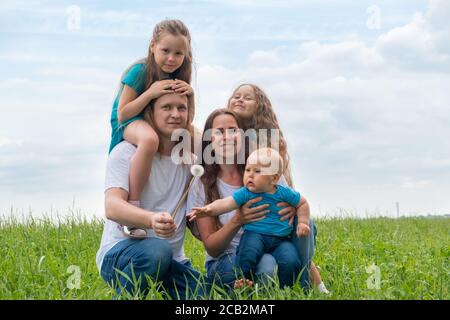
[{"x1": 0, "y1": 214, "x2": 448, "y2": 300}]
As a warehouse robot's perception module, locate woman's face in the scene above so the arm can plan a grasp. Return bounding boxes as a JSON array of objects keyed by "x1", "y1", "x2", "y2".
[
  {"x1": 211, "y1": 114, "x2": 242, "y2": 163},
  {"x1": 229, "y1": 85, "x2": 258, "y2": 121}
]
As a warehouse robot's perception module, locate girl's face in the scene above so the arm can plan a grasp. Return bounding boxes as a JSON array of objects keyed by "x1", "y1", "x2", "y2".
[
  {"x1": 151, "y1": 33, "x2": 187, "y2": 74},
  {"x1": 211, "y1": 114, "x2": 242, "y2": 163},
  {"x1": 229, "y1": 85, "x2": 258, "y2": 121}
]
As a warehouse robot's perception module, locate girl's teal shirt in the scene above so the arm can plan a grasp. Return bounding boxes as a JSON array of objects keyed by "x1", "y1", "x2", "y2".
[{"x1": 108, "y1": 63, "x2": 146, "y2": 153}]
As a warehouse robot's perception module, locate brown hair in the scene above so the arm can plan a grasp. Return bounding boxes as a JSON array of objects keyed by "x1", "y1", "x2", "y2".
[
  {"x1": 143, "y1": 93, "x2": 195, "y2": 153},
  {"x1": 227, "y1": 83, "x2": 294, "y2": 187},
  {"x1": 117, "y1": 19, "x2": 194, "y2": 131},
  {"x1": 145, "y1": 19, "x2": 192, "y2": 88},
  {"x1": 200, "y1": 108, "x2": 246, "y2": 204}
]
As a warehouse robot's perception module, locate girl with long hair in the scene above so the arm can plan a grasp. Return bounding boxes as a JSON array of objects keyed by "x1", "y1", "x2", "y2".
[
  {"x1": 109, "y1": 19, "x2": 194, "y2": 237},
  {"x1": 227, "y1": 83, "x2": 329, "y2": 293}
]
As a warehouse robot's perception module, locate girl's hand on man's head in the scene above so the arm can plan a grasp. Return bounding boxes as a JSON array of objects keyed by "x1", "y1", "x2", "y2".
[
  {"x1": 172, "y1": 79, "x2": 193, "y2": 96},
  {"x1": 147, "y1": 79, "x2": 176, "y2": 100}
]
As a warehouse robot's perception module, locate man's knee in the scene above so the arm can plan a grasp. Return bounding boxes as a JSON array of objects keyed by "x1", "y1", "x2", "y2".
[{"x1": 133, "y1": 239, "x2": 172, "y2": 277}]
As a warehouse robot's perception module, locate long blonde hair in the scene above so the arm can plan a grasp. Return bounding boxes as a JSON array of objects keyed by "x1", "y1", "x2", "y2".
[{"x1": 227, "y1": 83, "x2": 294, "y2": 187}]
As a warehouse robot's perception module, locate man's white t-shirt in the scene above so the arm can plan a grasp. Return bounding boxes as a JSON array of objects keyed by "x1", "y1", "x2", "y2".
[
  {"x1": 186, "y1": 175, "x2": 289, "y2": 264},
  {"x1": 96, "y1": 141, "x2": 190, "y2": 272}
]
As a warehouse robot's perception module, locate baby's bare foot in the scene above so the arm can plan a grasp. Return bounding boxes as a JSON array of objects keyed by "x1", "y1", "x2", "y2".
[{"x1": 234, "y1": 278, "x2": 253, "y2": 289}]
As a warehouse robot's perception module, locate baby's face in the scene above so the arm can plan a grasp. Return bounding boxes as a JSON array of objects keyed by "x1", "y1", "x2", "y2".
[{"x1": 243, "y1": 162, "x2": 277, "y2": 193}]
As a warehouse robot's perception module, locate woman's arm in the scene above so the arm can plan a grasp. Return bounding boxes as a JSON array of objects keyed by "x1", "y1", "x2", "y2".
[
  {"x1": 105, "y1": 187, "x2": 175, "y2": 237},
  {"x1": 295, "y1": 196, "x2": 311, "y2": 237},
  {"x1": 296, "y1": 196, "x2": 310, "y2": 225},
  {"x1": 275, "y1": 174, "x2": 296, "y2": 225},
  {"x1": 196, "y1": 215, "x2": 241, "y2": 258}
]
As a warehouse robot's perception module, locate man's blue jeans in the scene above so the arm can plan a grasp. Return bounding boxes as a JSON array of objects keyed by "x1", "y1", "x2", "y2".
[
  {"x1": 291, "y1": 217, "x2": 318, "y2": 289},
  {"x1": 235, "y1": 230, "x2": 301, "y2": 288},
  {"x1": 100, "y1": 238, "x2": 206, "y2": 299}
]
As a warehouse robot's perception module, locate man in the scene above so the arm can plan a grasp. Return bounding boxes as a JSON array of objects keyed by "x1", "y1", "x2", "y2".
[{"x1": 96, "y1": 92, "x2": 204, "y2": 299}]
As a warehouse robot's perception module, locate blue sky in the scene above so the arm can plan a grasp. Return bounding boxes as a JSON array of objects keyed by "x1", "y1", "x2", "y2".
[{"x1": 1, "y1": 0, "x2": 449, "y2": 219}]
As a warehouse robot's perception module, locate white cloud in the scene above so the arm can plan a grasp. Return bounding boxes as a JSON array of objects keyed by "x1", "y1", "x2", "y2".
[
  {"x1": 426, "y1": 0, "x2": 450, "y2": 30},
  {"x1": 1, "y1": 0, "x2": 448, "y2": 217},
  {"x1": 248, "y1": 51, "x2": 281, "y2": 68},
  {"x1": 0, "y1": 137, "x2": 23, "y2": 147},
  {"x1": 401, "y1": 177, "x2": 433, "y2": 189},
  {"x1": 423, "y1": 156, "x2": 450, "y2": 168},
  {"x1": 193, "y1": 0, "x2": 450, "y2": 215},
  {"x1": 299, "y1": 41, "x2": 384, "y2": 69},
  {"x1": 376, "y1": 0, "x2": 450, "y2": 70}
]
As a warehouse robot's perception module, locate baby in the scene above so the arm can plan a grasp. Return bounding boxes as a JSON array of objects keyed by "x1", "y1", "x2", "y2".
[{"x1": 188, "y1": 147, "x2": 311, "y2": 289}]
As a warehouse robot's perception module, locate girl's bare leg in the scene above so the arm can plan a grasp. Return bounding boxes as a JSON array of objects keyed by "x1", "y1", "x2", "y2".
[
  {"x1": 123, "y1": 119, "x2": 159, "y2": 202},
  {"x1": 310, "y1": 262, "x2": 322, "y2": 285},
  {"x1": 120, "y1": 120, "x2": 158, "y2": 238},
  {"x1": 310, "y1": 262, "x2": 330, "y2": 294}
]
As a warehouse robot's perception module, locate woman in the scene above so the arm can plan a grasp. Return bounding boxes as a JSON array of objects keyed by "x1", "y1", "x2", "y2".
[
  {"x1": 96, "y1": 91, "x2": 205, "y2": 299},
  {"x1": 187, "y1": 108, "x2": 301, "y2": 290},
  {"x1": 227, "y1": 83, "x2": 328, "y2": 293}
]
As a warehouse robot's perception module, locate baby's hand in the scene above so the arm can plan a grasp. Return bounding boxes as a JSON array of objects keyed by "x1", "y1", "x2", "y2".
[
  {"x1": 187, "y1": 206, "x2": 212, "y2": 221},
  {"x1": 296, "y1": 222, "x2": 311, "y2": 237}
]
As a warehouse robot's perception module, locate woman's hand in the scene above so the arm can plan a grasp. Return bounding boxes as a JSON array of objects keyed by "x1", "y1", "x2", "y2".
[
  {"x1": 277, "y1": 202, "x2": 295, "y2": 226},
  {"x1": 150, "y1": 212, "x2": 176, "y2": 238},
  {"x1": 233, "y1": 197, "x2": 269, "y2": 226},
  {"x1": 172, "y1": 79, "x2": 193, "y2": 96}
]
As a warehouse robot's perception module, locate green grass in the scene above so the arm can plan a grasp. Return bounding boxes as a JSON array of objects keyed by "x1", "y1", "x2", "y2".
[{"x1": 0, "y1": 213, "x2": 448, "y2": 299}]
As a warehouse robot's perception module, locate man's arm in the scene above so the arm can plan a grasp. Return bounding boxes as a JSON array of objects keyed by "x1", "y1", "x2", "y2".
[
  {"x1": 105, "y1": 188, "x2": 154, "y2": 228},
  {"x1": 105, "y1": 187, "x2": 175, "y2": 237}
]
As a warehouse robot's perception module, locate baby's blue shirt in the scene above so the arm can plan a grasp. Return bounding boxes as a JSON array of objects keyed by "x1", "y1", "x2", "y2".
[{"x1": 232, "y1": 185, "x2": 301, "y2": 237}]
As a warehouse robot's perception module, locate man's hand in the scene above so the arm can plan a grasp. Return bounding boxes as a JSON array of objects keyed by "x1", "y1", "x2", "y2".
[
  {"x1": 296, "y1": 222, "x2": 311, "y2": 237},
  {"x1": 150, "y1": 212, "x2": 176, "y2": 238}
]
